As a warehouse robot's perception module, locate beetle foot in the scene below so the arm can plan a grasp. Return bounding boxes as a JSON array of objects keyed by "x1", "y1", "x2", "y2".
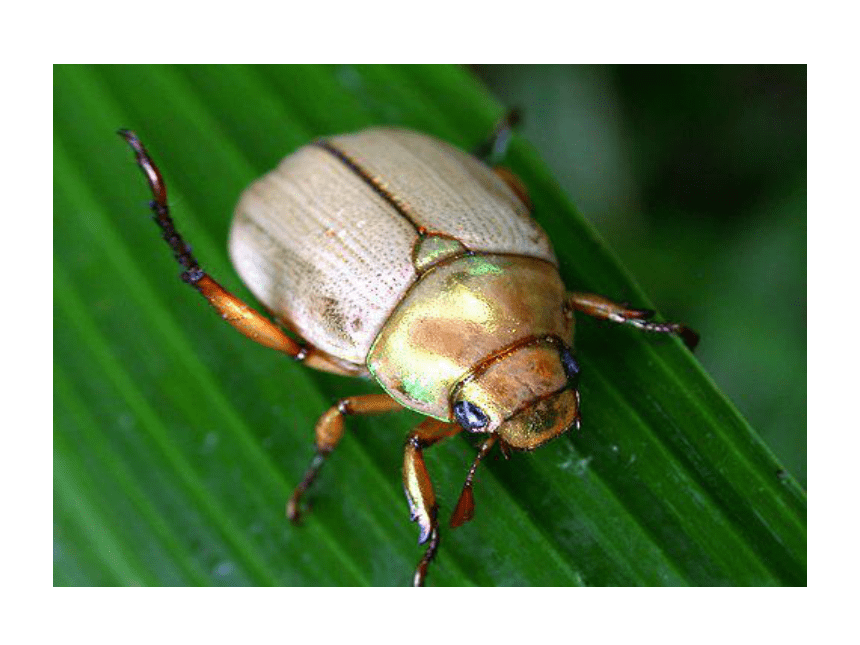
[
  {"x1": 287, "y1": 452, "x2": 326, "y2": 524},
  {"x1": 626, "y1": 319, "x2": 700, "y2": 351},
  {"x1": 412, "y1": 526, "x2": 440, "y2": 587},
  {"x1": 677, "y1": 325, "x2": 700, "y2": 351},
  {"x1": 286, "y1": 490, "x2": 310, "y2": 524}
]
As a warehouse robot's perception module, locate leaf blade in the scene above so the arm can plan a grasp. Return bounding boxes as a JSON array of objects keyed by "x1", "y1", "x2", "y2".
[{"x1": 54, "y1": 64, "x2": 805, "y2": 586}]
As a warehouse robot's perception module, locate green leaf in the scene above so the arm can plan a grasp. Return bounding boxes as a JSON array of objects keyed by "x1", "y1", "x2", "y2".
[{"x1": 54, "y1": 64, "x2": 805, "y2": 586}]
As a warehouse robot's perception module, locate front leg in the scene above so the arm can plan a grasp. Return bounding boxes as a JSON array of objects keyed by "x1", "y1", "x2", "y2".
[
  {"x1": 568, "y1": 292, "x2": 700, "y2": 350},
  {"x1": 403, "y1": 419, "x2": 463, "y2": 587}
]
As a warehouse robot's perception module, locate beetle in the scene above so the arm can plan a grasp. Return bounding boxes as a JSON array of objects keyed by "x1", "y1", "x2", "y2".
[{"x1": 119, "y1": 114, "x2": 697, "y2": 586}]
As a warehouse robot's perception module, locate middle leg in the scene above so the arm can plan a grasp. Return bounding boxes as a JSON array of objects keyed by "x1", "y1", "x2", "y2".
[{"x1": 287, "y1": 393, "x2": 402, "y2": 522}]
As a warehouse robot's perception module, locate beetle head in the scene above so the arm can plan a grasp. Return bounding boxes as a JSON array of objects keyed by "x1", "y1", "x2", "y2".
[{"x1": 450, "y1": 336, "x2": 580, "y2": 450}]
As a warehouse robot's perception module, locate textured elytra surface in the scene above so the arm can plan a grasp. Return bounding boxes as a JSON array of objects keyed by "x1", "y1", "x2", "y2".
[
  {"x1": 230, "y1": 144, "x2": 414, "y2": 365},
  {"x1": 229, "y1": 127, "x2": 556, "y2": 366},
  {"x1": 329, "y1": 129, "x2": 555, "y2": 257}
]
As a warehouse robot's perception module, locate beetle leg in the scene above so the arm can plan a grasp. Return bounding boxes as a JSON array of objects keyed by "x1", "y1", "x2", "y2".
[
  {"x1": 474, "y1": 108, "x2": 522, "y2": 164},
  {"x1": 567, "y1": 292, "x2": 700, "y2": 350},
  {"x1": 450, "y1": 434, "x2": 498, "y2": 529},
  {"x1": 118, "y1": 129, "x2": 361, "y2": 377},
  {"x1": 403, "y1": 418, "x2": 463, "y2": 587},
  {"x1": 287, "y1": 393, "x2": 402, "y2": 522},
  {"x1": 474, "y1": 110, "x2": 533, "y2": 211}
]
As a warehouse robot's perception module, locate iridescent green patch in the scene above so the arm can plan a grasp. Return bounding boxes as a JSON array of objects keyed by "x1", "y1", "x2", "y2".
[
  {"x1": 466, "y1": 256, "x2": 503, "y2": 277},
  {"x1": 412, "y1": 235, "x2": 467, "y2": 272},
  {"x1": 400, "y1": 373, "x2": 436, "y2": 404}
]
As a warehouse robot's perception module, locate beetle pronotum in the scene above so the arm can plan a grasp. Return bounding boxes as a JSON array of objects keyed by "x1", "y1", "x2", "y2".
[{"x1": 119, "y1": 114, "x2": 696, "y2": 586}]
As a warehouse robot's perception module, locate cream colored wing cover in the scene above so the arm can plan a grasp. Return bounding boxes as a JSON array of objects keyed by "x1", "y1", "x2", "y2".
[{"x1": 229, "y1": 128, "x2": 557, "y2": 366}]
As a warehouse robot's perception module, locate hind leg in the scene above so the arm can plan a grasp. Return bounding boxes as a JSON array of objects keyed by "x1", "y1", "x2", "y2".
[
  {"x1": 118, "y1": 129, "x2": 362, "y2": 377},
  {"x1": 474, "y1": 111, "x2": 532, "y2": 211}
]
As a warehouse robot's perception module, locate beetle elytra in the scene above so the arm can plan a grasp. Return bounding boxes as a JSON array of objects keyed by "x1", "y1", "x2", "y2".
[{"x1": 119, "y1": 114, "x2": 697, "y2": 586}]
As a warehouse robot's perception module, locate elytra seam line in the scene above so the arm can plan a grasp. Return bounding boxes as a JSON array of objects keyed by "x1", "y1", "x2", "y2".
[{"x1": 314, "y1": 140, "x2": 425, "y2": 234}]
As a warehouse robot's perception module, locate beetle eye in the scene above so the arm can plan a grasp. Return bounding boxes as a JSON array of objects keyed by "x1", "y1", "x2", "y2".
[
  {"x1": 453, "y1": 400, "x2": 489, "y2": 431},
  {"x1": 560, "y1": 346, "x2": 580, "y2": 385}
]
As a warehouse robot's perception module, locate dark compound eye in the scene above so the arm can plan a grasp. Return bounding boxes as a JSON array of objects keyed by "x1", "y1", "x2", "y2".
[
  {"x1": 453, "y1": 400, "x2": 489, "y2": 431},
  {"x1": 560, "y1": 346, "x2": 580, "y2": 385}
]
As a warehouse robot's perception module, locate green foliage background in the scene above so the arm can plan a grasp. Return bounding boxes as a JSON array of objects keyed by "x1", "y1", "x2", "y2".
[
  {"x1": 477, "y1": 65, "x2": 807, "y2": 486},
  {"x1": 54, "y1": 65, "x2": 805, "y2": 586}
]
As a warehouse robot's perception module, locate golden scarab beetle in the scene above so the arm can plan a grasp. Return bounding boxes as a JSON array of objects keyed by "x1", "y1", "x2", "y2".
[{"x1": 119, "y1": 114, "x2": 696, "y2": 586}]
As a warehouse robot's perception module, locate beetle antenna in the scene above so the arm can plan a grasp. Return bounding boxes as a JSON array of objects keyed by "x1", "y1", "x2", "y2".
[{"x1": 451, "y1": 434, "x2": 498, "y2": 528}]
